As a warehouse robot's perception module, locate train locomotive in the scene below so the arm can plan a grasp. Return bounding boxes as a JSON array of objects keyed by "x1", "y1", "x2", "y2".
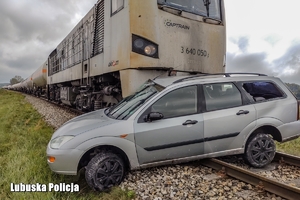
[{"x1": 8, "y1": 0, "x2": 226, "y2": 111}]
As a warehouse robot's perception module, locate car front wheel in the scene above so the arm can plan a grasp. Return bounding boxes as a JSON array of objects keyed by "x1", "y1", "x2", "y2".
[
  {"x1": 244, "y1": 133, "x2": 276, "y2": 168},
  {"x1": 85, "y1": 152, "x2": 125, "y2": 191}
]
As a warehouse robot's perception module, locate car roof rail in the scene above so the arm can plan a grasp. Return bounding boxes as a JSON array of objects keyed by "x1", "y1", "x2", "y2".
[{"x1": 173, "y1": 72, "x2": 268, "y2": 84}]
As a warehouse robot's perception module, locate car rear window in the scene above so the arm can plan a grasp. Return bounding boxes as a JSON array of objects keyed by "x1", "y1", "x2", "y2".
[{"x1": 242, "y1": 81, "x2": 284, "y2": 102}]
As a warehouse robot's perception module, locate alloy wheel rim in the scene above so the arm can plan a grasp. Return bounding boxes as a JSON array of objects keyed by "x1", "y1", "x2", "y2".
[
  {"x1": 95, "y1": 159, "x2": 123, "y2": 188},
  {"x1": 250, "y1": 138, "x2": 275, "y2": 164}
]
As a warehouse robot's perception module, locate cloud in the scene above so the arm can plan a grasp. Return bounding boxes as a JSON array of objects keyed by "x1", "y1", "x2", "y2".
[
  {"x1": 236, "y1": 37, "x2": 250, "y2": 53},
  {"x1": 227, "y1": 35, "x2": 300, "y2": 84},
  {"x1": 226, "y1": 35, "x2": 272, "y2": 74},
  {"x1": 273, "y1": 40, "x2": 300, "y2": 70},
  {"x1": 271, "y1": 40, "x2": 300, "y2": 83},
  {"x1": 263, "y1": 35, "x2": 282, "y2": 47},
  {"x1": 225, "y1": 0, "x2": 300, "y2": 85},
  {"x1": 0, "y1": 0, "x2": 95, "y2": 83},
  {"x1": 226, "y1": 51, "x2": 272, "y2": 75}
]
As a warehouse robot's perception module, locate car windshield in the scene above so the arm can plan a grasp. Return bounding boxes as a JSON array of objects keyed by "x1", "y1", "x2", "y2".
[
  {"x1": 158, "y1": 0, "x2": 221, "y2": 21},
  {"x1": 106, "y1": 80, "x2": 165, "y2": 120}
]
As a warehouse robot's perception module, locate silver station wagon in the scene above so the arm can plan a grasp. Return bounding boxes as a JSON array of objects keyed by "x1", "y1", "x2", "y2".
[{"x1": 47, "y1": 73, "x2": 300, "y2": 191}]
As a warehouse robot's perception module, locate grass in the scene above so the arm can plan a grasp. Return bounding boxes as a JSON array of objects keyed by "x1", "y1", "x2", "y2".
[
  {"x1": 277, "y1": 137, "x2": 300, "y2": 156},
  {"x1": 0, "y1": 89, "x2": 135, "y2": 200}
]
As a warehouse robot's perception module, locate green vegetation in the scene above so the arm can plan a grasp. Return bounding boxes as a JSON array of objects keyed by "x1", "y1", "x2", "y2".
[
  {"x1": 277, "y1": 138, "x2": 300, "y2": 157},
  {"x1": 0, "y1": 89, "x2": 134, "y2": 200},
  {"x1": 10, "y1": 75, "x2": 24, "y2": 85},
  {"x1": 286, "y1": 83, "x2": 300, "y2": 99}
]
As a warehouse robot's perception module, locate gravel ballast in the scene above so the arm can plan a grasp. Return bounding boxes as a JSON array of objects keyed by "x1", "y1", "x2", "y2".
[{"x1": 25, "y1": 95, "x2": 78, "y2": 129}]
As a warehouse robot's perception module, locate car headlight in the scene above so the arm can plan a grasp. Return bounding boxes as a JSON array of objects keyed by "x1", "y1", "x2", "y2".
[{"x1": 50, "y1": 136, "x2": 74, "y2": 149}]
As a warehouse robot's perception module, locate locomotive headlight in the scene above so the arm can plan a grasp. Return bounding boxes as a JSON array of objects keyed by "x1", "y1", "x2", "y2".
[
  {"x1": 132, "y1": 34, "x2": 159, "y2": 58},
  {"x1": 50, "y1": 136, "x2": 74, "y2": 149},
  {"x1": 134, "y1": 39, "x2": 144, "y2": 48},
  {"x1": 144, "y1": 45, "x2": 157, "y2": 56}
]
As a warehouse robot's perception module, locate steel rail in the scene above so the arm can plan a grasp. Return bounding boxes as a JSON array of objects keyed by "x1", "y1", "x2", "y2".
[
  {"x1": 201, "y1": 158, "x2": 300, "y2": 200},
  {"x1": 274, "y1": 152, "x2": 300, "y2": 167}
]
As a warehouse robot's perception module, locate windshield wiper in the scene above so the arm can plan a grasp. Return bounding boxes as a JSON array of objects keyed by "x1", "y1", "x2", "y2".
[
  {"x1": 122, "y1": 86, "x2": 150, "y2": 103},
  {"x1": 203, "y1": 0, "x2": 211, "y2": 17},
  {"x1": 161, "y1": 5, "x2": 183, "y2": 15},
  {"x1": 119, "y1": 99, "x2": 146, "y2": 120},
  {"x1": 117, "y1": 91, "x2": 157, "y2": 120},
  {"x1": 107, "y1": 94, "x2": 133, "y2": 116}
]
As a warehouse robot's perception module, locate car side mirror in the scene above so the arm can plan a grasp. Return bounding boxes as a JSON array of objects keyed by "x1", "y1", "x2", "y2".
[{"x1": 143, "y1": 112, "x2": 164, "y2": 122}]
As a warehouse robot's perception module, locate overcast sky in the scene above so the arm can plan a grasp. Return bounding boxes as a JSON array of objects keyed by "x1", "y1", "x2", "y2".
[
  {"x1": 1, "y1": 0, "x2": 300, "y2": 84},
  {"x1": 225, "y1": 0, "x2": 300, "y2": 84}
]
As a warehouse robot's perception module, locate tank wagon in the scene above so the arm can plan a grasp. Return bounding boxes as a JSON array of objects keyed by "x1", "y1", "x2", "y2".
[
  {"x1": 10, "y1": 0, "x2": 226, "y2": 111},
  {"x1": 21, "y1": 78, "x2": 30, "y2": 93},
  {"x1": 29, "y1": 62, "x2": 48, "y2": 96},
  {"x1": 11, "y1": 82, "x2": 22, "y2": 91}
]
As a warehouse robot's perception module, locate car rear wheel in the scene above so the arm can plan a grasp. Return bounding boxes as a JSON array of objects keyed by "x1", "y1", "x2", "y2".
[
  {"x1": 244, "y1": 133, "x2": 276, "y2": 168},
  {"x1": 85, "y1": 152, "x2": 125, "y2": 191}
]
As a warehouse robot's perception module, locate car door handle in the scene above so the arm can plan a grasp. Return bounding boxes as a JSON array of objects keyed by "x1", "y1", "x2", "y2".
[
  {"x1": 182, "y1": 120, "x2": 198, "y2": 125},
  {"x1": 236, "y1": 110, "x2": 249, "y2": 115}
]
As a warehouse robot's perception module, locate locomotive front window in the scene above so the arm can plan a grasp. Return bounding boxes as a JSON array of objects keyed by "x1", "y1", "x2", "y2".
[{"x1": 158, "y1": 0, "x2": 221, "y2": 21}]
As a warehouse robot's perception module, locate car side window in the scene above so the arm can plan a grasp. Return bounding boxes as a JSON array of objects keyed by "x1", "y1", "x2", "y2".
[
  {"x1": 242, "y1": 81, "x2": 284, "y2": 102},
  {"x1": 150, "y1": 85, "x2": 198, "y2": 119},
  {"x1": 204, "y1": 83, "x2": 242, "y2": 111}
]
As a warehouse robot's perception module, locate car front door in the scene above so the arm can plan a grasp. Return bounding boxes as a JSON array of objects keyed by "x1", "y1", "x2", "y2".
[
  {"x1": 134, "y1": 85, "x2": 205, "y2": 165},
  {"x1": 202, "y1": 82, "x2": 256, "y2": 154}
]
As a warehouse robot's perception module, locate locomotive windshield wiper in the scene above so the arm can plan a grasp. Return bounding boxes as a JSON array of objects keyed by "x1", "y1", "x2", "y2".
[
  {"x1": 161, "y1": 5, "x2": 183, "y2": 15},
  {"x1": 203, "y1": 0, "x2": 211, "y2": 17}
]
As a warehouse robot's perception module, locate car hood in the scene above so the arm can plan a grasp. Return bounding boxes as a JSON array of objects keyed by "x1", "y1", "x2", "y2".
[{"x1": 51, "y1": 109, "x2": 119, "y2": 138}]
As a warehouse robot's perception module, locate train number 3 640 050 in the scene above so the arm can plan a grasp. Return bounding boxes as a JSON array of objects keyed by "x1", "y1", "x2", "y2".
[{"x1": 181, "y1": 46, "x2": 209, "y2": 58}]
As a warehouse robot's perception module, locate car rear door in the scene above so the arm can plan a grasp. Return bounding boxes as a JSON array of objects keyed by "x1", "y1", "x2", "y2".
[{"x1": 202, "y1": 82, "x2": 256, "y2": 154}]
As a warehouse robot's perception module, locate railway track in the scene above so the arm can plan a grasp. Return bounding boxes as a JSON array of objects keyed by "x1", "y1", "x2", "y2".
[
  {"x1": 274, "y1": 152, "x2": 300, "y2": 168},
  {"x1": 201, "y1": 152, "x2": 300, "y2": 200}
]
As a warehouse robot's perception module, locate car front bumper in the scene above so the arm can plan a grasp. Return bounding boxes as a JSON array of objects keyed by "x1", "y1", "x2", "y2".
[{"x1": 46, "y1": 144, "x2": 84, "y2": 175}]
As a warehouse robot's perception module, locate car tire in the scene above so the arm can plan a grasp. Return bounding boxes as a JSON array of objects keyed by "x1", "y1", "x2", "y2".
[
  {"x1": 244, "y1": 133, "x2": 276, "y2": 168},
  {"x1": 85, "y1": 152, "x2": 125, "y2": 191}
]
